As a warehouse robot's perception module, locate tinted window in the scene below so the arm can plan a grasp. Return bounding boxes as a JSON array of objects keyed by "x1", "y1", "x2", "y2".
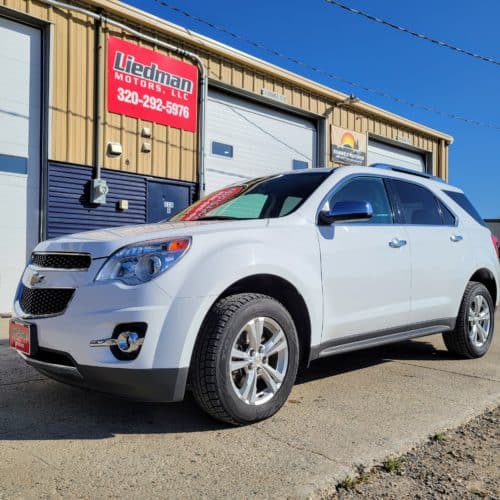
[
  {"x1": 170, "y1": 171, "x2": 331, "y2": 221},
  {"x1": 443, "y1": 190, "x2": 486, "y2": 227},
  {"x1": 391, "y1": 180, "x2": 442, "y2": 225},
  {"x1": 329, "y1": 177, "x2": 393, "y2": 224},
  {"x1": 436, "y1": 198, "x2": 456, "y2": 226}
]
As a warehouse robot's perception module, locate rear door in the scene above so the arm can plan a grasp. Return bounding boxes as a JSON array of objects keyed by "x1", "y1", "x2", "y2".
[
  {"x1": 388, "y1": 179, "x2": 471, "y2": 324},
  {"x1": 318, "y1": 175, "x2": 411, "y2": 342}
]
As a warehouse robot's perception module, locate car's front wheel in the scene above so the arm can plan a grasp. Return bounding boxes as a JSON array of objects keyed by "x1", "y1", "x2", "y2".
[
  {"x1": 443, "y1": 281, "x2": 495, "y2": 358},
  {"x1": 190, "y1": 293, "x2": 299, "y2": 425}
]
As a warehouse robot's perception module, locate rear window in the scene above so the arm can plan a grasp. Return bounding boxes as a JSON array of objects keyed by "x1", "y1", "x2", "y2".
[
  {"x1": 390, "y1": 179, "x2": 442, "y2": 225},
  {"x1": 443, "y1": 190, "x2": 486, "y2": 226}
]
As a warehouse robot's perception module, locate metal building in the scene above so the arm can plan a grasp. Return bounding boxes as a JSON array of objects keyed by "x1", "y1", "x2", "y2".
[{"x1": 0, "y1": 0, "x2": 453, "y2": 311}]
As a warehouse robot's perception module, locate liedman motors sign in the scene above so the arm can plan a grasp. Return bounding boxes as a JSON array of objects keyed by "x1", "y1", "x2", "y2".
[{"x1": 107, "y1": 36, "x2": 198, "y2": 132}]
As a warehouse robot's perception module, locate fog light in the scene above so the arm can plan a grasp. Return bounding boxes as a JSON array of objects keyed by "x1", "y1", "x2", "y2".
[
  {"x1": 116, "y1": 331, "x2": 143, "y2": 353},
  {"x1": 90, "y1": 322, "x2": 147, "y2": 360}
]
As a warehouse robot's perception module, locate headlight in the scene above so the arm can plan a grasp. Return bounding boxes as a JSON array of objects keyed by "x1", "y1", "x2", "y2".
[{"x1": 96, "y1": 237, "x2": 191, "y2": 285}]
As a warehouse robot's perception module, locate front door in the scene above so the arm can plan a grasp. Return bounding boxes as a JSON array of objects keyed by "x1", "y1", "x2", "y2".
[
  {"x1": 0, "y1": 17, "x2": 41, "y2": 312},
  {"x1": 318, "y1": 175, "x2": 411, "y2": 342}
]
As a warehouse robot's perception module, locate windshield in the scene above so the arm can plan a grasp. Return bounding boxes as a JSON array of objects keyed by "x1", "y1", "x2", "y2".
[{"x1": 169, "y1": 171, "x2": 332, "y2": 222}]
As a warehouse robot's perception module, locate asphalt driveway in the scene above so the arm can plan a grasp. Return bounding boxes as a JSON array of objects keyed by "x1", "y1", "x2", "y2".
[{"x1": 0, "y1": 313, "x2": 498, "y2": 498}]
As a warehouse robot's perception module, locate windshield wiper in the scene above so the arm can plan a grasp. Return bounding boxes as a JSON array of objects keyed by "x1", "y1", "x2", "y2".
[{"x1": 197, "y1": 215, "x2": 242, "y2": 221}]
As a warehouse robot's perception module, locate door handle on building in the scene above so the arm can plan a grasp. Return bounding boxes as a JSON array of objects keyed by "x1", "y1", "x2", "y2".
[
  {"x1": 389, "y1": 238, "x2": 407, "y2": 248},
  {"x1": 450, "y1": 234, "x2": 463, "y2": 242}
]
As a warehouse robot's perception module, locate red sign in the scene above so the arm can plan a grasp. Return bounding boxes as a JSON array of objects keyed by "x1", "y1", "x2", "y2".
[{"x1": 107, "y1": 36, "x2": 198, "y2": 132}]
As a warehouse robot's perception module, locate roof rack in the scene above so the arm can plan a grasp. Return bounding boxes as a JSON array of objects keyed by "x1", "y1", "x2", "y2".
[{"x1": 369, "y1": 163, "x2": 446, "y2": 183}]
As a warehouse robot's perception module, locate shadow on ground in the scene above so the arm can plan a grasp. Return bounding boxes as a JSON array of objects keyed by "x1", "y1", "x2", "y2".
[{"x1": 0, "y1": 338, "x2": 454, "y2": 441}]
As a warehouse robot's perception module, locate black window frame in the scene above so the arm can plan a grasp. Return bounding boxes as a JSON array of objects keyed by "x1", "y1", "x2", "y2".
[
  {"x1": 386, "y1": 178, "x2": 454, "y2": 227},
  {"x1": 435, "y1": 196, "x2": 457, "y2": 226}
]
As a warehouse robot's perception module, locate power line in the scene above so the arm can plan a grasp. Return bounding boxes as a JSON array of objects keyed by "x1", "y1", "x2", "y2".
[
  {"x1": 152, "y1": 0, "x2": 500, "y2": 131},
  {"x1": 324, "y1": 0, "x2": 500, "y2": 67}
]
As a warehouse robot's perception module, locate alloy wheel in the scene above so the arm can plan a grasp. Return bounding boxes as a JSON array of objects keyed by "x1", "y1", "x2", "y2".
[
  {"x1": 229, "y1": 316, "x2": 289, "y2": 406},
  {"x1": 468, "y1": 294, "x2": 491, "y2": 348}
]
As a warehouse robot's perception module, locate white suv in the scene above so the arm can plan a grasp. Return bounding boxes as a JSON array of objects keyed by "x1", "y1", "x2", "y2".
[{"x1": 9, "y1": 164, "x2": 499, "y2": 424}]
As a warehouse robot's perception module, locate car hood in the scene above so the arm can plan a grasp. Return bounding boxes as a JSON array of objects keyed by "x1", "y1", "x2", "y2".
[{"x1": 35, "y1": 219, "x2": 269, "y2": 258}]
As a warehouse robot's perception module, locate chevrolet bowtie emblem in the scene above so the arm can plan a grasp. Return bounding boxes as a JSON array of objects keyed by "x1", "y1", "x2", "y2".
[{"x1": 30, "y1": 271, "x2": 45, "y2": 287}]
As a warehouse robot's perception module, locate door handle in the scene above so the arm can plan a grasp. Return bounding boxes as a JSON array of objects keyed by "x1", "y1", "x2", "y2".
[
  {"x1": 389, "y1": 238, "x2": 407, "y2": 248},
  {"x1": 450, "y1": 234, "x2": 463, "y2": 242}
]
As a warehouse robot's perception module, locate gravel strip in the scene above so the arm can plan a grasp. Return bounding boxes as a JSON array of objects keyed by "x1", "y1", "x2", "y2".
[{"x1": 322, "y1": 406, "x2": 499, "y2": 499}]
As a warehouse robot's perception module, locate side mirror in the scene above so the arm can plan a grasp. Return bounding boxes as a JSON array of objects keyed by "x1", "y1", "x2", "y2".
[{"x1": 319, "y1": 200, "x2": 373, "y2": 225}]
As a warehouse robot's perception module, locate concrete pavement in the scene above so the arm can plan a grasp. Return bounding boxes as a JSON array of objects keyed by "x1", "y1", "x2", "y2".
[{"x1": 0, "y1": 313, "x2": 498, "y2": 498}]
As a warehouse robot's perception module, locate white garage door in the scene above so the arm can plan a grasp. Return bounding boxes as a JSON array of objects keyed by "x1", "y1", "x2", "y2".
[
  {"x1": 205, "y1": 89, "x2": 317, "y2": 194},
  {"x1": 367, "y1": 139, "x2": 425, "y2": 172},
  {"x1": 0, "y1": 17, "x2": 41, "y2": 313}
]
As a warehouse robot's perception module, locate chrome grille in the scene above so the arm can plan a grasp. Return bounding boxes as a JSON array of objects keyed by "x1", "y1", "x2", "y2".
[
  {"x1": 20, "y1": 286, "x2": 75, "y2": 316},
  {"x1": 31, "y1": 253, "x2": 91, "y2": 270}
]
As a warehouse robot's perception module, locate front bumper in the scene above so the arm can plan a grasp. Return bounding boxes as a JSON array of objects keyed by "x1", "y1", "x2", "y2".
[
  {"x1": 21, "y1": 350, "x2": 189, "y2": 402},
  {"x1": 13, "y1": 256, "x2": 215, "y2": 402}
]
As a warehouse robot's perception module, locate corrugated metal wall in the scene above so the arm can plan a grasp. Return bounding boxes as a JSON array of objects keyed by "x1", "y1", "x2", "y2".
[
  {"x1": 47, "y1": 162, "x2": 195, "y2": 238},
  {"x1": 47, "y1": 162, "x2": 147, "y2": 238},
  {"x1": 2, "y1": 0, "x2": 449, "y2": 182}
]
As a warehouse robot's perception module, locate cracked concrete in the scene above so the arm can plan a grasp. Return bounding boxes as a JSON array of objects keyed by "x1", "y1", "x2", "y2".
[{"x1": 0, "y1": 312, "x2": 498, "y2": 498}]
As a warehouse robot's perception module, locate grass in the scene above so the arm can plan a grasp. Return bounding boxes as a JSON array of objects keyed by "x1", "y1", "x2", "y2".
[
  {"x1": 432, "y1": 432, "x2": 447, "y2": 443},
  {"x1": 382, "y1": 455, "x2": 405, "y2": 473},
  {"x1": 337, "y1": 467, "x2": 371, "y2": 491},
  {"x1": 338, "y1": 476, "x2": 356, "y2": 490}
]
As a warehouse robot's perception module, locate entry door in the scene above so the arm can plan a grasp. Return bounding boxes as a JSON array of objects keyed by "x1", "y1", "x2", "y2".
[
  {"x1": 0, "y1": 18, "x2": 41, "y2": 312},
  {"x1": 318, "y1": 176, "x2": 411, "y2": 341},
  {"x1": 205, "y1": 89, "x2": 317, "y2": 193}
]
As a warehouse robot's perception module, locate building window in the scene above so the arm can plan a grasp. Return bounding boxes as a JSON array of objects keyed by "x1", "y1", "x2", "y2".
[
  {"x1": 0, "y1": 154, "x2": 27, "y2": 174},
  {"x1": 212, "y1": 141, "x2": 233, "y2": 158},
  {"x1": 292, "y1": 159, "x2": 308, "y2": 170}
]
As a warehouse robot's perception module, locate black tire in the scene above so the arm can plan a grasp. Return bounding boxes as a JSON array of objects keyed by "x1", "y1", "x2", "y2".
[
  {"x1": 190, "y1": 293, "x2": 299, "y2": 425},
  {"x1": 443, "y1": 281, "x2": 495, "y2": 359}
]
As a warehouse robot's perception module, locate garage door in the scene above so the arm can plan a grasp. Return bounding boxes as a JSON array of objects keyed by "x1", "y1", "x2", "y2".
[
  {"x1": 0, "y1": 17, "x2": 41, "y2": 312},
  {"x1": 367, "y1": 139, "x2": 425, "y2": 172},
  {"x1": 205, "y1": 89, "x2": 317, "y2": 193}
]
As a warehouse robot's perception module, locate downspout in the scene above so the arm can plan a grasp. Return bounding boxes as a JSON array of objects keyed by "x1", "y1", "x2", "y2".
[
  {"x1": 93, "y1": 10, "x2": 102, "y2": 181},
  {"x1": 41, "y1": 0, "x2": 207, "y2": 198}
]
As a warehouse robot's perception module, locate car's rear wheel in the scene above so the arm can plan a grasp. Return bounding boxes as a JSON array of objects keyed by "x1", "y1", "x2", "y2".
[
  {"x1": 190, "y1": 293, "x2": 299, "y2": 425},
  {"x1": 443, "y1": 281, "x2": 495, "y2": 358}
]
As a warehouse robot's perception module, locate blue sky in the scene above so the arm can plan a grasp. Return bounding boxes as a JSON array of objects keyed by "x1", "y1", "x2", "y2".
[{"x1": 126, "y1": 0, "x2": 500, "y2": 218}]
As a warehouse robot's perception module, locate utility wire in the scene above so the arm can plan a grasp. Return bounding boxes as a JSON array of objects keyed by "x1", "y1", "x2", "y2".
[
  {"x1": 153, "y1": 0, "x2": 500, "y2": 131},
  {"x1": 324, "y1": 0, "x2": 500, "y2": 67}
]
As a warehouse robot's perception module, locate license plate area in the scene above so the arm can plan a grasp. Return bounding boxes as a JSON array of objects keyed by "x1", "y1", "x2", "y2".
[{"x1": 9, "y1": 319, "x2": 38, "y2": 356}]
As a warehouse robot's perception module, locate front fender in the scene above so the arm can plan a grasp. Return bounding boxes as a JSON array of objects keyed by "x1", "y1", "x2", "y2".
[{"x1": 153, "y1": 226, "x2": 323, "y2": 369}]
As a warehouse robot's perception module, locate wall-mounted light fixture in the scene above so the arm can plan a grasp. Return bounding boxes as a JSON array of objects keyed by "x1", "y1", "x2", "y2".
[
  {"x1": 334, "y1": 94, "x2": 360, "y2": 108},
  {"x1": 107, "y1": 142, "x2": 123, "y2": 157}
]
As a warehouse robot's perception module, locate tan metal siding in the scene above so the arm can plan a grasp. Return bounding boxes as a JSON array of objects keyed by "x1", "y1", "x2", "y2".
[{"x1": 2, "y1": 0, "x2": 449, "y2": 183}]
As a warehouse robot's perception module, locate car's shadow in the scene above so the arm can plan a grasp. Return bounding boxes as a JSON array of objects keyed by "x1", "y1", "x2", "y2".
[
  {"x1": 0, "y1": 338, "x2": 455, "y2": 441},
  {"x1": 297, "y1": 338, "x2": 458, "y2": 384}
]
